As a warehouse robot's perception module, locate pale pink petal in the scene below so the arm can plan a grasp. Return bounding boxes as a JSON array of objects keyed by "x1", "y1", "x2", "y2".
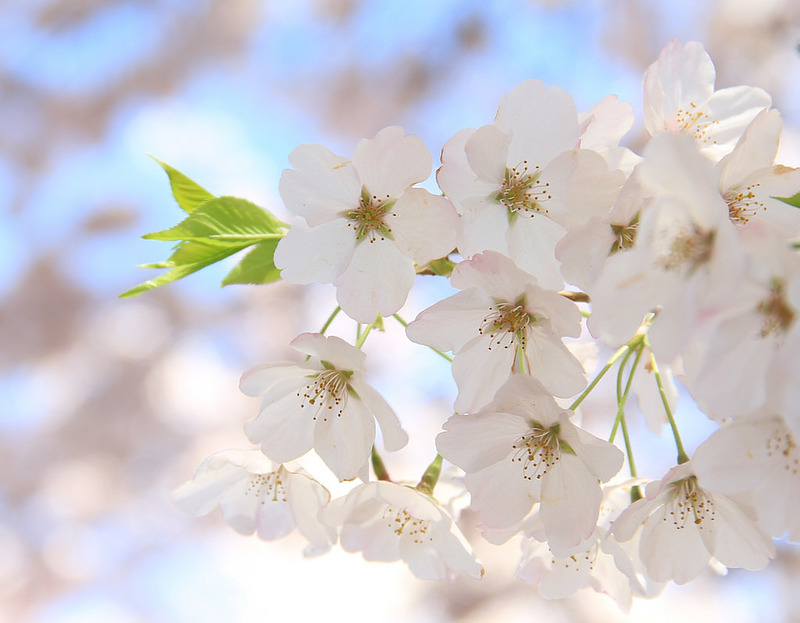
[
  {"x1": 350, "y1": 376, "x2": 408, "y2": 451},
  {"x1": 314, "y1": 395, "x2": 375, "y2": 480},
  {"x1": 274, "y1": 217, "x2": 356, "y2": 284},
  {"x1": 464, "y1": 123, "x2": 510, "y2": 183},
  {"x1": 457, "y1": 196, "x2": 511, "y2": 259},
  {"x1": 285, "y1": 471, "x2": 336, "y2": 556},
  {"x1": 710, "y1": 495, "x2": 774, "y2": 570},
  {"x1": 405, "y1": 289, "x2": 494, "y2": 353},
  {"x1": 466, "y1": 460, "x2": 538, "y2": 528},
  {"x1": 352, "y1": 126, "x2": 432, "y2": 198},
  {"x1": 452, "y1": 337, "x2": 518, "y2": 413},
  {"x1": 638, "y1": 503, "x2": 710, "y2": 584},
  {"x1": 436, "y1": 411, "x2": 529, "y2": 473},
  {"x1": 334, "y1": 238, "x2": 416, "y2": 323},
  {"x1": 290, "y1": 333, "x2": 366, "y2": 372},
  {"x1": 495, "y1": 79, "x2": 580, "y2": 166},
  {"x1": 388, "y1": 188, "x2": 458, "y2": 264},
  {"x1": 450, "y1": 250, "x2": 535, "y2": 301},
  {"x1": 280, "y1": 143, "x2": 361, "y2": 224},
  {"x1": 717, "y1": 108, "x2": 782, "y2": 191},
  {"x1": 244, "y1": 389, "x2": 316, "y2": 463}
]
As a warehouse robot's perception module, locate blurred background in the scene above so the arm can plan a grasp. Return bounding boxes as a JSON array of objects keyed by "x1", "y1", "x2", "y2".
[{"x1": 2, "y1": 0, "x2": 800, "y2": 621}]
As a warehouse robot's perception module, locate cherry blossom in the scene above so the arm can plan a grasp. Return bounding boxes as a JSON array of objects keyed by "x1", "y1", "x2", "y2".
[
  {"x1": 240, "y1": 333, "x2": 408, "y2": 481},
  {"x1": 516, "y1": 481, "x2": 661, "y2": 610},
  {"x1": 172, "y1": 449, "x2": 335, "y2": 556},
  {"x1": 717, "y1": 109, "x2": 800, "y2": 237},
  {"x1": 611, "y1": 462, "x2": 775, "y2": 584},
  {"x1": 643, "y1": 40, "x2": 771, "y2": 162},
  {"x1": 683, "y1": 222, "x2": 800, "y2": 423},
  {"x1": 693, "y1": 414, "x2": 800, "y2": 541},
  {"x1": 320, "y1": 481, "x2": 483, "y2": 581},
  {"x1": 405, "y1": 251, "x2": 586, "y2": 413},
  {"x1": 274, "y1": 125, "x2": 458, "y2": 323},
  {"x1": 437, "y1": 79, "x2": 625, "y2": 289},
  {"x1": 588, "y1": 132, "x2": 745, "y2": 358},
  {"x1": 436, "y1": 375, "x2": 623, "y2": 551}
]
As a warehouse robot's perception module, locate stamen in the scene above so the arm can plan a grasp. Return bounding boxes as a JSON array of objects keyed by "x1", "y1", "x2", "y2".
[
  {"x1": 345, "y1": 186, "x2": 397, "y2": 242},
  {"x1": 511, "y1": 423, "x2": 561, "y2": 481},
  {"x1": 725, "y1": 183, "x2": 765, "y2": 226},
  {"x1": 657, "y1": 227, "x2": 714, "y2": 274},
  {"x1": 609, "y1": 213, "x2": 640, "y2": 255},
  {"x1": 244, "y1": 471, "x2": 288, "y2": 504},
  {"x1": 664, "y1": 477, "x2": 716, "y2": 529},
  {"x1": 383, "y1": 507, "x2": 433, "y2": 544},
  {"x1": 297, "y1": 369, "x2": 350, "y2": 422},
  {"x1": 496, "y1": 162, "x2": 552, "y2": 219},
  {"x1": 674, "y1": 103, "x2": 719, "y2": 145},
  {"x1": 766, "y1": 428, "x2": 800, "y2": 476},
  {"x1": 758, "y1": 279, "x2": 796, "y2": 338},
  {"x1": 479, "y1": 301, "x2": 534, "y2": 351}
]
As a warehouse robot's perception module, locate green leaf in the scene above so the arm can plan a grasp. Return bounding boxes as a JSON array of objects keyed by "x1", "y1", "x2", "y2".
[
  {"x1": 152, "y1": 157, "x2": 214, "y2": 213},
  {"x1": 144, "y1": 196, "x2": 287, "y2": 243},
  {"x1": 774, "y1": 191, "x2": 800, "y2": 209},
  {"x1": 120, "y1": 239, "x2": 250, "y2": 298},
  {"x1": 222, "y1": 239, "x2": 282, "y2": 285}
]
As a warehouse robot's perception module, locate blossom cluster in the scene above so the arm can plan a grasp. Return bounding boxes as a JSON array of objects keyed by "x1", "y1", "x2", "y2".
[{"x1": 172, "y1": 41, "x2": 800, "y2": 608}]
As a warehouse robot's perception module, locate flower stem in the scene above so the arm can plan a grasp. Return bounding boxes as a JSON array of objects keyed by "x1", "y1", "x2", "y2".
[
  {"x1": 645, "y1": 338, "x2": 689, "y2": 465},
  {"x1": 392, "y1": 314, "x2": 454, "y2": 363},
  {"x1": 355, "y1": 323, "x2": 375, "y2": 349},
  {"x1": 371, "y1": 446, "x2": 392, "y2": 482},
  {"x1": 319, "y1": 306, "x2": 341, "y2": 335},
  {"x1": 416, "y1": 454, "x2": 443, "y2": 496},
  {"x1": 569, "y1": 341, "x2": 634, "y2": 411}
]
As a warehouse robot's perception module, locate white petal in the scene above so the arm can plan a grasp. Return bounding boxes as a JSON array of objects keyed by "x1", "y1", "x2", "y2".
[
  {"x1": 436, "y1": 411, "x2": 529, "y2": 473},
  {"x1": 389, "y1": 188, "x2": 458, "y2": 264},
  {"x1": 334, "y1": 238, "x2": 416, "y2": 323},
  {"x1": 350, "y1": 376, "x2": 408, "y2": 452},
  {"x1": 280, "y1": 143, "x2": 361, "y2": 224},
  {"x1": 313, "y1": 394, "x2": 375, "y2": 481},
  {"x1": 352, "y1": 126, "x2": 431, "y2": 198},
  {"x1": 274, "y1": 217, "x2": 356, "y2": 284}
]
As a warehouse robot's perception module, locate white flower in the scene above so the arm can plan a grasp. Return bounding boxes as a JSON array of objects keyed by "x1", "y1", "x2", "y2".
[
  {"x1": 240, "y1": 333, "x2": 408, "y2": 481},
  {"x1": 320, "y1": 481, "x2": 483, "y2": 581},
  {"x1": 406, "y1": 251, "x2": 586, "y2": 414},
  {"x1": 516, "y1": 481, "x2": 661, "y2": 610},
  {"x1": 718, "y1": 109, "x2": 800, "y2": 237},
  {"x1": 693, "y1": 414, "x2": 800, "y2": 541},
  {"x1": 437, "y1": 80, "x2": 625, "y2": 289},
  {"x1": 611, "y1": 462, "x2": 775, "y2": 584},
  {"x1": 683, "y1": 222, "x2": 800, "y2": 422},
  {"x1": 643, "y1": 40, "x2": 771, "y2": 162},
  {"x1": 588, "y1": 132, "x2": 745, "y2": 358},
  {"x1": 436, "y1": 375, "x2": 623, "y2": 551},
  {"x1": 274, "y1": 126, "x2": 458, "y2": 323},
  {"x1": 172, "y1": 449, "x2": 335, "y2": 556}
]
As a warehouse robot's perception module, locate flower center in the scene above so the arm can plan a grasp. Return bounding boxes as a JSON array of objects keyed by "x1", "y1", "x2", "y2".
[
  {"x1": 297, "y1": 368, "x2": 350, "y2": 422},
  {"x1": 757, "y1": 279, "x2": 796, "y2": 338},
  {"x1": 496, "y1": 162, "x2": 551, "y2": 220},
  {"x1": 383, "y1": 506, "x2": 433, "y2": 544},
  {"x1": 479, "y1": 301, "x2": 533, "y2": 351},
  {"x1": 673, "y1": 103, "x2": 719, "y2": 146},
  {"x1": 725, "y1": 183, "x2": 765, "y2": 226},
  {"x1": 244, "y1": 470, "x2": 287, "y2": 503},
  {"x1": 766, "y1": 427, "x2": 799, "y2": 476},
  {"x1": 657, "y1": 226, "x2": 714, "y2": 274},
  {"x1": 666, "y1": 476, "x2": 716, "y2": 529},
  {"x1": 511, "y1": 422, "x2": 562, "y2": 481},
  {"x1": 609, "y1": 213, "x2": 640, "y2": 255},
  {"x1": 345, "y1": 186, "x2": 396, "y2": 242}
]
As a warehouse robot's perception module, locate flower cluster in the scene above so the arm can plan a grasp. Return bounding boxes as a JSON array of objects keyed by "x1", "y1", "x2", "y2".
[{"x1": 170, "y1": 40, "x2": 800, "y2": 608}]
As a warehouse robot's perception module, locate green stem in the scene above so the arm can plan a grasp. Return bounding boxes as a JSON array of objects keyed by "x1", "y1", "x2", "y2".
[
  {"x1": 416, "y1": 454, "x2": 443, "y2": 496},
  {"x1": 569, "y1": 341, "x2": 633, "y2": 411},
  {"x1": 611, "y1": 342, "x2": 645, "y2": 501},
  {"x1": 371, "y1": 446, "x2": 391, "y2": 482},
  {"x1": 392, "y1": 314, "x2": 454, "y2": 363},
  {"x1": 645, "y1": 338, "x2": 689, "y2": 465},
  {"x1": 608, "y1": 347, "x2": 636, "y2": 443},
  {"x1": 355, "y1": 323, "x2": 374, "y2": 349},
  {"x1": 319, "y1": 306, "x2": 341, "y2": 335}
]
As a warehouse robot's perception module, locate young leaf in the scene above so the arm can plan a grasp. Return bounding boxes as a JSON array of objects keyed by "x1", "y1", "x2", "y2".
[
  {"x1": 119, "y1": 240, "x2": 251, "y2": 298},
  {"x1": 152, "y1": 157, "x2": 214, "y2": 213},
  {"x1": 774, "y1": 191, "x2": 800, "y2": 209},
  {"x1": 144, "y1": 196, "x2": 287, "y2": 243},
  {"x1": 222, "y1": 239, "x2": 282, "y2": 285}
]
